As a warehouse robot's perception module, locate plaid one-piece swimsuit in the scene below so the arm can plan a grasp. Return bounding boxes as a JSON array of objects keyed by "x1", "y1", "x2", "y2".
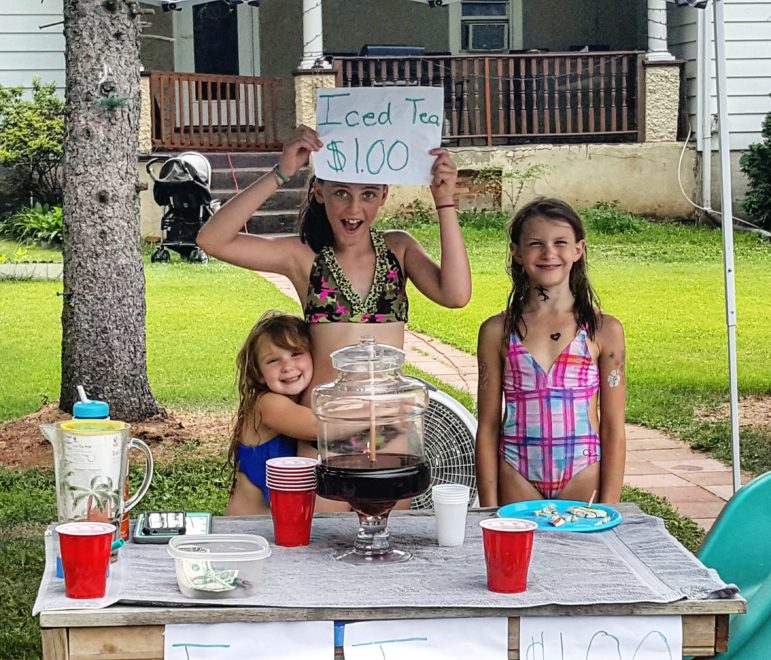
[{"x1": 500, "y1": 328, "x2": 601, "y2": 498}]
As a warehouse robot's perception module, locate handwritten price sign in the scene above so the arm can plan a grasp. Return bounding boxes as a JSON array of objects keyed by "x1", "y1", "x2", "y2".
[
  {"x1": 314, "y1": 86, "x2": 444, "y2": 185},
  {"x1": 519, "y1": 615, "x2": 682, "y2": 659}
]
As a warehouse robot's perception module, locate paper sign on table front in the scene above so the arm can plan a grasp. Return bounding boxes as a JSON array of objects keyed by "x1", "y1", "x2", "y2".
[
  {"x1": 343, "y1": 617, "x2": 507, "y2": 660},
  {"x1": 314, "y1": 86, "x2": 444, "y2": 185},
  {"x1": 519, "y1": 615, "x2": 682, "y2": 659},
  {"x1": 164, "y1": 621, "x2": 333, "y2": 659}
]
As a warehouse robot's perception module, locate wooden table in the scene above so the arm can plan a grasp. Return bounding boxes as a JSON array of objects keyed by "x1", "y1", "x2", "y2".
[
  {"x1": 38, "y1": 510, "x2": 746, "y2": 659},
  {"x1": 40, "y1": 598, "x2": 745, "y2": 659}
]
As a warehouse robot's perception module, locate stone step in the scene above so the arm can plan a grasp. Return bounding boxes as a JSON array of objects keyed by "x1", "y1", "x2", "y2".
[
  {"x1": 189, "y1": 154, "x2": 312, "y2": 234},
  {"x1": 212, "y1": 187, "x2": 306, "y2": 211},
  {"x1": 204, "y1": 152, "x2": 283, "y2": 168},
  {"x1": 210, "y1": 167, "x2": 311, "y2": 191},
  {"x1": 245, "y1": 210, "x2": 298, "y2": 234}
]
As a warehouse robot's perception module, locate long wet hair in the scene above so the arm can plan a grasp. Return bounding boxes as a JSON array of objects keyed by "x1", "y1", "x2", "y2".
[
  {"x1": 227, "y1": 311, "x2": 311, "y2": 492},
  {"x1": 298, "y1": 176, "x2": 334, "y2": 252},
  {"x1": 504, "y1": 197, "x2": 600, "y2": 340}
]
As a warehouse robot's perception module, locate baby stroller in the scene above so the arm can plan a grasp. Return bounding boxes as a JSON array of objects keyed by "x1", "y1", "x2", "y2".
[{"x1": 146, "y1": 151, "x2": 218, "y2": 264}]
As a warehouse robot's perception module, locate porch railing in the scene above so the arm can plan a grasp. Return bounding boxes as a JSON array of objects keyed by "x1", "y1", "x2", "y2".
[
  {"x1": 148, "y1": 72, "x2": 282, "y2": 152},
  {"x1": 333, "y1": 52, "x2": 645, "y2": 145}
]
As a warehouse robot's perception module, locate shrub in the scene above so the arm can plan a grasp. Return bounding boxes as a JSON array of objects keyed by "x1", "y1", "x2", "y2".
[
  {"x1": 2, "y1": 204, "x2": 63, "y2": 245},
  {"x1": 380, "y1": 199, "x2": 436, "y2": 228},
  {"x1": 0, "y1": 79, "x2": 64, "y2": 207},
  {"x1": 581, "y1": 200, "x2": 647, "y2": 235},
  {"x1": 739, "y1": 105, "x2": 771, "y2": 231},
  {"x1": 458, "y1": 209, "x2": 509, "y2": 229}
]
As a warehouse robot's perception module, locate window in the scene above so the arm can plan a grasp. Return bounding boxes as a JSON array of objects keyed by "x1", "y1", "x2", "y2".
[{"x1": 461, "y1": 0, "x2": 509, "y2": 52}]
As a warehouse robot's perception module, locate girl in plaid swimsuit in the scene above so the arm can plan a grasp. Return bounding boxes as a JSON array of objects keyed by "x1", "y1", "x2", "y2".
[{"x1": 476, "y1": 198, "x2": 627, "y2": 506}]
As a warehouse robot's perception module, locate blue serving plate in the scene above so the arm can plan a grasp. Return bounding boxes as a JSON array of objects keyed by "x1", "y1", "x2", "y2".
[{"x1": 496, "y1": 499, "x2": 622, "y2": 532}]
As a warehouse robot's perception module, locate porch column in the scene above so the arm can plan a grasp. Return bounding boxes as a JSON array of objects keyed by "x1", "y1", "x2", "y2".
[
  {"x1": 299, "y1": 0, "x2": 329, "y2": 69},
  {"x1": 647, "y1": 0, "x2": 675, "y2": 61}
]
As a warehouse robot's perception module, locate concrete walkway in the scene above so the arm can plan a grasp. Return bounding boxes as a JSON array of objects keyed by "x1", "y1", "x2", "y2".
[{"x1": 260, "y1": 271, "x2": 744, "y2": 532}]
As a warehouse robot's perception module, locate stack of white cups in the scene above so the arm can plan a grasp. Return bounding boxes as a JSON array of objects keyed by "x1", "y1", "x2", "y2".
[{"x1": 431, "y1": 484, "x2": 471, "y2": 547}]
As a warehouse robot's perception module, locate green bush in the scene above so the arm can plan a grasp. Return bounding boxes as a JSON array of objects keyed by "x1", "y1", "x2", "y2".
[
  {"x1": 739, "y1": 105, "x2": 771, "y2": 231},
  {"x1": 581, "y1": 200, "x2": 647, "y2": 235},
  {"x1": 2, "y1": 204, "x2": 63, "y2": 245},
  {"x1": 0, "y1": 79, "x2": 64, "y2": 207},
  {"x1": 380, "y1": 199, "x2": 436, "y2": 228}
]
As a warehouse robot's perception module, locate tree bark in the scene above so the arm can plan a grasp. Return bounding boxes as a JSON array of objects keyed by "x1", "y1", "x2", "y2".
[{"x1": 60, "y1": 0, "x2": 164, "y2": 421}]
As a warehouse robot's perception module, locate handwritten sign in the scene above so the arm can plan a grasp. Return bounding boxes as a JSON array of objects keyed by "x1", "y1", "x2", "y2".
[
  {"x1": 314, "y1": 86, "x2": 444, "y2": 185},
  {"x1": 344, "y1": 617, "x2": 507, "y2": 660},
  {"x1": 164, "y1": 621, "x2": 333, "y2": 659},
  {"x1": 519, "y1": 616, "x2": 682, "y2": 659}
]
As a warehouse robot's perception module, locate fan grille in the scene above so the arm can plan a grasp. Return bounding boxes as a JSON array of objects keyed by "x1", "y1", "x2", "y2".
[{"x1": 411, "y1": 394, "x2": 477, "y2": 510}]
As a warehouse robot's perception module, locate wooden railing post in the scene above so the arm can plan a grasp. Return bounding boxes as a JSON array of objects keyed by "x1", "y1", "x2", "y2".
[{"x1": 484, "y1": 57, "x2": 492, "y2": 146}]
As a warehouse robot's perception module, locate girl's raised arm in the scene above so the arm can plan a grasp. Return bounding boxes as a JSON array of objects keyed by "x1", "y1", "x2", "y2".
[
  {"x1": 596, "y1": 314, "x2": 627, "y2": 503},
  {"x1": 401, "y1": 149, "x2": 471, "y2": 308},
  {"x1": 258, "y1": 392, "x2": 318, "y2": 442},
  {"x1": 475, "y1": 314, "x2": 505, "y2": 507},
  {"x1": 196, "y1": 126, "x2": 323, "y2": 275}
]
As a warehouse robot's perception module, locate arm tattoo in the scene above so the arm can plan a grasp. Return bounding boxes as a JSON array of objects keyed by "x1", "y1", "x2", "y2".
[
  {"x1": 607, "y1": 369, "x2": 621, "y2": 388},
  {"x1": 478, "y1": 359, "x2": 489, "y2": 390}
]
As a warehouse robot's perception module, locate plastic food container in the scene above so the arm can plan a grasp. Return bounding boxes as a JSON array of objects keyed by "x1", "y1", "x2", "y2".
[{"x1": 167, "y1": 534, "x2": 271, "y2": 599}]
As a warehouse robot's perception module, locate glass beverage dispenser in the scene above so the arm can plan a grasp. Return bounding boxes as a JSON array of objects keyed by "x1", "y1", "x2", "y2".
[{"x1": 312, "y1": 337, "x2": 430, "y2": 563}]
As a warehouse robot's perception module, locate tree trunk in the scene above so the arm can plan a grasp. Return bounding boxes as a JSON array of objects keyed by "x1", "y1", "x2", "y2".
[{"x1": 60, "y1": 0, "x2": 164, "y2": 421}]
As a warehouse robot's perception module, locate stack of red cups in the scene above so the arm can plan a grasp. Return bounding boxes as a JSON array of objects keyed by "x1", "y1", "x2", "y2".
[{"x1": 265, "y1": 457, "x2": 317, "y2": 547}]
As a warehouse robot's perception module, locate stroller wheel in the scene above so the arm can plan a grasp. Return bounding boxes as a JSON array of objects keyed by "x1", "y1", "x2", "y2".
[
  {"x1": 151, "y1": 248, "x2": 171, "y2": 263},
  {"x1": 188, "y1": 247, "x2": 209, "y2": 265}
]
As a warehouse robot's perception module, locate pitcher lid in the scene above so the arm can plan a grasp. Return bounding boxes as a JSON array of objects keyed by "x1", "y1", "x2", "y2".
[{"x1": 60, "y1": 420, "x2": 127, "y2": 433}]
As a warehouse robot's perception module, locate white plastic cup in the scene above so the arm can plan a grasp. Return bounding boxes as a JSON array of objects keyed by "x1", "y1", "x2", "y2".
[
  {"x1": 432, "y1": 484, "x2": 470, "y2": 546},
  {"x1": 432, "y1": 484, "x2": 470, "y2": 503}
]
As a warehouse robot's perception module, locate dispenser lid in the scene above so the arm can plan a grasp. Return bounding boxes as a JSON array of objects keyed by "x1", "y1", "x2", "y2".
[
  {"x1": 330, "y1": 336, "x2": 405, "y2": 372},
  {"x1": 73, "y1": 400, "x2": 110, "y2": 419}
]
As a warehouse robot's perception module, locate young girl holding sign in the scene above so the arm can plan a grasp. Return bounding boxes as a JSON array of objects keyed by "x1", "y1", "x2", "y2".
[
  {"x1": 475, "y1": 197, "x2": 626, "y2": 507},
  {"x1": 197, "y1": 124, "x2": 471, "y2": 509},
  {"x1": 197, "y1": 124, "x2": 470, "y2": 387}
]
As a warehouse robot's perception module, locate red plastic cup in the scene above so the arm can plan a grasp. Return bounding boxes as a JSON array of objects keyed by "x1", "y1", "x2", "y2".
[
  {"x1": 480, "y1": 518, "x2": 537, "y2": 593},
  {"x1": 269, "y1": 487, "x2": 315, "y2": 547},
  {"x1": 55, "y1": 522, "x2": 116, "y2": 599}
]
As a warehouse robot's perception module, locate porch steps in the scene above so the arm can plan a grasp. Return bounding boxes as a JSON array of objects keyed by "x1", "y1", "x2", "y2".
[{"x1": 204, "y1": 152, "x2": 311, "y2": 234}]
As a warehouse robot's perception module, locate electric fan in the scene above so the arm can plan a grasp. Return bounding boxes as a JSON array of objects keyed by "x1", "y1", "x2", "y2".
[{"x1": 411, "y1": 382, "x2": 478, "y2": 510}]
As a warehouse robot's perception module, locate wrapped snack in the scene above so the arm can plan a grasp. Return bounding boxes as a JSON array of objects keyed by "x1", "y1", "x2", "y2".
[{"x1": 567, "y1": 505, "x2": 609, "y2": 519}]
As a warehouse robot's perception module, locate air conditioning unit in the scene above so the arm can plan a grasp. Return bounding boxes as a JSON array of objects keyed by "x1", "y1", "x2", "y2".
[{"x1": 468, "y1": 22, "x2": 508, "y2": 52}]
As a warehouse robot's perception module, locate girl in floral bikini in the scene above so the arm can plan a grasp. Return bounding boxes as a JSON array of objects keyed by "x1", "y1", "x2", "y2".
[
  {"x1": 197, "y1": 124, "x2": 470, "y2": 388},
  {"x1": 197, "y1": 125, "x2": 471, "y2": 510},
  {"x1": 475, "y1": 197, "x2": 626, "y2": 506}
]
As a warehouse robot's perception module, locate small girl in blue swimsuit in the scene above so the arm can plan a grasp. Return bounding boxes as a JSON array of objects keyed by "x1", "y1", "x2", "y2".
[{"x1": 225, "y1": 311, "x2": 317, "y2": 515}]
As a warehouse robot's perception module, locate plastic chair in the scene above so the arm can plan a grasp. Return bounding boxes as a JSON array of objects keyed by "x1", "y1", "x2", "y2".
[{"x1": 696, "y1": 470, "x2": 771, "y2": 659}]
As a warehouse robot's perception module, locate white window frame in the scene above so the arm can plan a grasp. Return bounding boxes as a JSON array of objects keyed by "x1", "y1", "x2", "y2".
[
  {"x1": 467, "y1": 21, "x2": 509, "y2": 52},
  {"x1": 461, "y1": 0, "x2": 510, "y2": 53}
]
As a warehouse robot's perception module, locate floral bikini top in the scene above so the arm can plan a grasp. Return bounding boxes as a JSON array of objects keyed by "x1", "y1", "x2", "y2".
[{"x1": 304, "y1": 230, "x2": 409, "y2": 324}]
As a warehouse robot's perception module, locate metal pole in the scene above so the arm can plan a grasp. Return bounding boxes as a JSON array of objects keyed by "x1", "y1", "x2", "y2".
[
  {"x1": 712, "y1": 0, "x2": 742, "y2": 492},
  {"x1": 698, "y1": 4, "x2": 712, "y2": 210}
]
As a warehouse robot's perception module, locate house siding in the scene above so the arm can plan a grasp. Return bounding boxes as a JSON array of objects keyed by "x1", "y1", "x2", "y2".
[
  {"x1": 0, "y1": 0, "x2": 65, "y2": 95},
  {"x1": 669, "y1": 0, "x2": 771, "y2": 151}
]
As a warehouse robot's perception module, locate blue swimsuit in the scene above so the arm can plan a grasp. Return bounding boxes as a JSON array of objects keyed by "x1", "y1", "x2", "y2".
[{"x1": 236, "y1": 435, "x2": 297, "y2": 505}]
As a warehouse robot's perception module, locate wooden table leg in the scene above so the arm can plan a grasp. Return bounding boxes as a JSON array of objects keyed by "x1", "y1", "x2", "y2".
[
  {"x1": 41, "y1": 629, "x2": 68, "y2": 660},
  {"x1": 715, "y1": 614, "x2": 730, "y2": 654}
]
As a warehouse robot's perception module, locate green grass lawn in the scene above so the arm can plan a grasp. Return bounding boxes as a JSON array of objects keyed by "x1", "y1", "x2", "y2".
[{"x1": 1, "y1": 218, "x2": 769, "y2": 657}]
